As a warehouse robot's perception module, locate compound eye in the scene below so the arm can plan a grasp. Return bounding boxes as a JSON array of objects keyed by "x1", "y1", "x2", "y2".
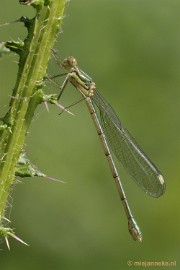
[
  {"x1": 68, "y1": 56, "x2": 77, "y2": 67},
  {"x1": 63, "y1": 56, "x2": 77, "y2": 70}
]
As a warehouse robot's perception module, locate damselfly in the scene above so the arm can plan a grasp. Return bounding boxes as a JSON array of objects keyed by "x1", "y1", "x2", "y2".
[{"x1": 55, "y1": 56, "x2": 165, "y2": 241}]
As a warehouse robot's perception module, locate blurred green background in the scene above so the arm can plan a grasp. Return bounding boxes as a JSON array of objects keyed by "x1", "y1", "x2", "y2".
[{"x1": 0, "y1": 0, "x2": 179, "y2": 269}]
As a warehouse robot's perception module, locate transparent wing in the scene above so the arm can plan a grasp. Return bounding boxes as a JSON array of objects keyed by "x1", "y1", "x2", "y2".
[{"x1": 92, "y1": 90, "x2": 165, "y2": 198}]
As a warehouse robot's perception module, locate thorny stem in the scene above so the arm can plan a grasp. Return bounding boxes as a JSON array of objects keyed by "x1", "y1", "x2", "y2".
[{"x1": 0, "y1": 0, "x2": 66, "y2": 247}]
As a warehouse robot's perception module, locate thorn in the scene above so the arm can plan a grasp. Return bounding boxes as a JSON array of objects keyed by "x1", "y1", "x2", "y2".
[
  {"x1": 43, "y1": 94, "x2": 74, "y2": 116},
  {"x1": 44, "y1": 101, "x2": 49, "y2": 112},
  {"x1": 56, "y1": 102, "x2": 74, "y2": 116},
  {"x1": 0, "y1": 22, "x2": 11, "y2": 27},
  {"x1": 3, "y1": 217, "x2": 11, "y2": 223},
  {"x1": 5, "y1": 236, "x2": 10, "y2": 250},
  {"x1": 0, "y1": 16, "x2": 29, "y2": 27},
  {"x1": 15, "y1": 178, "x2": 23, "y2": 184},
  {"x1": 8, "y1": 232, "x2": 29, "y2": 247},
  {"x1": 44, "y1": 175, "x2": 66, "y2": 184},
  {"x1": 0, "y1": 226, "x2": 29, "y2": 249}
]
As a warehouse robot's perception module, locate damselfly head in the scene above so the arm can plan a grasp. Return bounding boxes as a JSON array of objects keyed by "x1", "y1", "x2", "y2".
[{"x1": 63, "y1": 56, "x2": 77, "y2": 70}]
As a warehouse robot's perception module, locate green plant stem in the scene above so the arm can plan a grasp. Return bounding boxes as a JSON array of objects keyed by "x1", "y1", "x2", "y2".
[{"x1": 0, "y1": 0, "x2": 66, "y2": 224}]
